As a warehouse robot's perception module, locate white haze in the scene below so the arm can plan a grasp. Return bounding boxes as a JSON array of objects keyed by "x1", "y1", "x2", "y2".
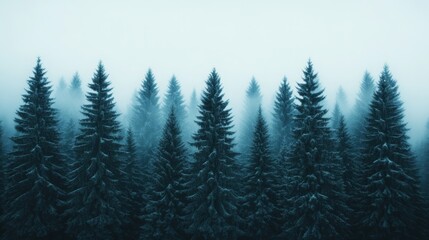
[{"x1": 0, "y1": 0, "x2": 428, "y2": 145}]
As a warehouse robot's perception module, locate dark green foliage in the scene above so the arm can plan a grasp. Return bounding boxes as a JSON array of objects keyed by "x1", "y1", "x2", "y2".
[
  {"x1": 185, "y1": 69, "x2": 241, "y2": 239},
  {"x1": 284, "y1": 60, "x2": 348, "y2": 239},
  {"x1": 336, "y1": 115, "x2": 361, "y2": 235},
  {"x1": 66, "y1": 62, "x2": 124, "y2": 240},
  {"x1": 142, "y1": 109, "x2": 187, "y2": 239},
  {"x1": 2, "y1": 58, "x2": 68, "y2": 239},
  {"x1": 132, "y1": 69, "x2": 161, "y2": 165},
  {"x1": 242, "y1": 107, "x2": 282, "y2": 239},
  {"x1": 121, "y1": 128, "x2": 145, "y2": 240},
  {"x1": 239, "y1": 78, "x2": 262, "y2": 160},
  {"x1": 358, "y1": 66, "x2": 426, "y2": 240},
  {"x1": 271, "y1": 77, "x2": 294, "y2": 156}
]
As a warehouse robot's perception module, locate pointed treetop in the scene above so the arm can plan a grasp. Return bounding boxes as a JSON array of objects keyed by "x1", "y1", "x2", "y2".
[
  {"x1": 70, "y1": 72, "x2": 81, "y2": 90},
  {"x1": 246, "y1": 77, "x2": 261, "y2": 98}
]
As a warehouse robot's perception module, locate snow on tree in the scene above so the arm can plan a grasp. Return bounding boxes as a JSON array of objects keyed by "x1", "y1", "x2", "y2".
[
  {"x1": 121, "y1": 128, "x2": 145, "y2": 240},
  {"x1": 66, "y1": 62, "x2": 125, "y2": 240},
  {"x1": 358, "y1": 66, "x2": 427, "y2": 240},
  {"x1": 161, "y1": 76, "x2": 188, "y2": 142},
  {"x1": 132, "y1": 69, "x2": 161, "y2": 166},
  {"x1": 184, "y1": 69, "x2": 241, "y2": 239},
  {"x1": 349, "y1": 71, "x2": 375, "y2": 145},
  {"x1": 238, "y1": 77, "x2": 262, "y2": 161},
  {"x1": 283, "y1": 60, "x2": 349, "y2": 239},
  {"x1": 271, "y1": 76, "x2": 294, "y2": 157},
  {"x1": 242, "y1": 107, "x2": 282, "y2": 239},
  {"x1": 335, "y1": 114, "x2": 361, "y2": 234},
  {"x1": 142, "y1": 108, "x2": 188, "y2": 239},
  {"x1": 2, "y1": 58, "x2": 68, "y2": 239}
]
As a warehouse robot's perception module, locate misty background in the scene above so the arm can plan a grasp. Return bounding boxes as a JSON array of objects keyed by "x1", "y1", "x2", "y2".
[{"x1": 1, "y1": 0, "x2": 428, "y2": 146}]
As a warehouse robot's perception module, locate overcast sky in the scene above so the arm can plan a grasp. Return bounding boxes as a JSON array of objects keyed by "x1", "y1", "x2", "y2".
[{"x1": 0, "y1": 0, "x2": 428, "y2": 144}]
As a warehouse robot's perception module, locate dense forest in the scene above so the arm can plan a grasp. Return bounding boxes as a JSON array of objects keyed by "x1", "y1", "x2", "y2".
[{"x1": 0, "y1": 58, "x2": 428, "y2": 240}]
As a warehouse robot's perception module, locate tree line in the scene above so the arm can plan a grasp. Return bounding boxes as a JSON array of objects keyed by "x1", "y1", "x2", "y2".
[{"x1": 0, "y1": 58, "x2": 428, "y2": 240}]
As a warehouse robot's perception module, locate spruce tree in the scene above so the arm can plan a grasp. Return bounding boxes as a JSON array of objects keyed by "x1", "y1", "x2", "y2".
[
  {"x1": 66, "y1": 62, "x2": 124, "y2": 240},
  {"x1": 239, "y1": 77, "x2": 262, "y2": 160},
  {"x1": 271, "y1": 77, "x2": 294, "y2": 156},
  {"x1": 185, "y1": 69, "x2": 241, "y2": 239},
  {"x1": 132, "y1": 69, "x2": 161, "y2": 165},
  {"x1": 242, "y1": 107, "x2": 281, "y2": 239},
  {"x1": 68, "y1": 72, "x2": 84, "y2": 119},
  {"x1": 336, "y1": 114, "x2": 360, "y2": 235},
  {"x1": 2, "y1": 58, "x2": 68, "y2": 239},
  {"x1": 358, "y1": 66, "x2": 426, "y2": 240},
  {"x1": 142, "y1": 109, "x2": 187, "y2": 239},
  {"x1": 283, "y1": 60, "x2": 348, "y2": 239},
  {"x1": 349, "y1": 71, "x2": 375, "y2": 144},
  {"x1": 161, "y1": 76, "x2": 187, "y2": 140},
  {"x1": 121, "y1": 128, "x2": 145, "y2": 240},
  {"x1": 336, "y1": 86, "x2": 348, "y2": 115}
]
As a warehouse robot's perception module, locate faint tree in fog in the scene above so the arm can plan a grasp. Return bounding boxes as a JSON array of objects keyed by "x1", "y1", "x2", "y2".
[
  {"x1": 132, "y1": 69, "x2": 161, "y2": 166},
  {"x1": 184, "y1": 69, "x2": 241, "y2": 239},
  {"x1": 2, "y1": 58, "x2": 68, "y2": 239},
  {"x1": 239, "y1": 78, "x2": 262, "y2": 161},
  {"x1": 161, "y1": 76, "x2": 187, "y2": 141},
  {"x1": 66, "y1": 62, "x2": 125, "y2": 239},
  {"x1": 349, "y1": 71, "x2": 375, "y2": 145},
  {"x1": 186, "y1": 89, "x2": 199, "y2": 144},
  {"x1": 358, "y1": 66, "x2": 426, "y2": 240},
  {"x1": 271, "y1": 77, "x2": 294, "y2": 157}
]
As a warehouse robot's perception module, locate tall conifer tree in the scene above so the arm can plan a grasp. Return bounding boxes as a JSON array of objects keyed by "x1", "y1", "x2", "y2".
[
  {"x1": 283, "y1": 60, "x2": 348, "y2": 239},
  {"x1": 358, "y1": 66, "x2": 426, "y2": 240},
  {"x1": 185, "y1": 69, "x2": 241, "y2": 239},
  {"x1": 2, "y1": 58, "x2": 68, "y2": 239},
  {"x1": 66, "y1": 62, "x2": 124, "y2": 240}
]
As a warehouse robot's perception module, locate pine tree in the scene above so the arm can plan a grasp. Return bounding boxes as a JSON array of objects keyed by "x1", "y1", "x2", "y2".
[
  {"x1": 142, "y1": 109, "x2": 187, "y2": 239},
  {"x1": 66, "y1": 62, "x2": 124, "y2": 240},
  {"x1": 336, "y1": 86, "x2": 348, "y2": 115},
  {"x1": 336, "y1": 114, "x2": 360, "y2": 236},
  {"x1": 132, "y1": 69, "x2": 161, "y2": 165},
  {"x1": 68, "y1": 72, "x2": 84, "y2": 119},
  {"x1": 331, "y1": 103, "x2": 341, "y2": 130},
  {"x1": 242, "y1": 107, "x2": 281, "y2": 239},
  {"x1": 161, "y1": 76, "x2": 187, "y2": 140},
  {"x1": 349, "y1": 71, "x2": 375, "y2": 144},
  {"x1": 185, "y1": 69, "x2": 241, "y2": 239},
  {"x1": 186, "y1": 89, "x2": 199, "y2": 144},
  {"x1": 358, "y1": 66, "x2": 426, "y2": 240},
  {"x1": 283, "y1": 60, "x2": 348, "y2": 239},
  {"x1": 239, "y1": 77, "x2": 262, "y2": 160},
  {"x1": 121, "y1": 128, "x2": 145, "y2": 240},
  {"x1": 271, "y1": 76, "x2": 294, "y2": 156},
  {"x1": 2, "y1": 58, "x2": 68, "y2": 239},
  {"x1": 61, "y1": 118, "x2": 78, "y2": 162}
]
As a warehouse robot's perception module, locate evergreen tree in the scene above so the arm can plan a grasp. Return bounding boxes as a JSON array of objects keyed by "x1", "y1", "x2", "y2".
[
  {"x1": 142, "y1": 109, "x2": 187, "y2": 239},
  {"x1": 161, "y1": 76, "x2": 187, "y2": 140},
  {"x1": 242, "y1": 107, "x2": 281, "y2": 239},
  {"x1": 121, "y1": 128, "x2": 145, "y2": 240},
  {"x1": 68, "y1": 72, "x2": 84, "y2": 119},
  {"x1": 239, "y1": 78, "x2": 262, "y2": 160},
  {"x1": 331, "y1": 103, "x2": 341, "y2": 130},
  {"x1": 271, "y1": 77, "x2": 294, "y2": 156},
  {"x1": 358, "y1": 66, "x2": 426, "y2": 240},
  {"x1": 349, "y1": 71, "x2": 375, "y2": 144},
  {"x1": 185, "y1": 69, "x2": 241, "y2": 239},
  {"x1": 66, "y1": 62, "x2": 124, "y2": 240},
  {"x1": 132, "y1": 69, "x2": 161, "y2": 165},
  {"x1": 419, "y1": 120, "x2": 429, "y2": 199},
  {"x1": 283, "y1": 60, "x2": 348, "y2": 239},
  {"x1": 336, "y1": 114, "x2": 360, "y2": 236},
  {"x1": 61, "y1": 118, "x2": 78, "y2": 162},
  {"x1": 2, "y1": 58, "x2": 68, "y2": 239},
  {"x1": 187, "y1": 89, "x2": 199, "y2": 143},
  {"x1": 336, "y1": 86, "x2": 348, "y2": 115}
]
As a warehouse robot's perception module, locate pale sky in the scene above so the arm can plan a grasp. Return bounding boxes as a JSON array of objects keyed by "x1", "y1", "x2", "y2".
[{"x1": 0, "y1": 0, "x2": 428, "y2": 144}]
